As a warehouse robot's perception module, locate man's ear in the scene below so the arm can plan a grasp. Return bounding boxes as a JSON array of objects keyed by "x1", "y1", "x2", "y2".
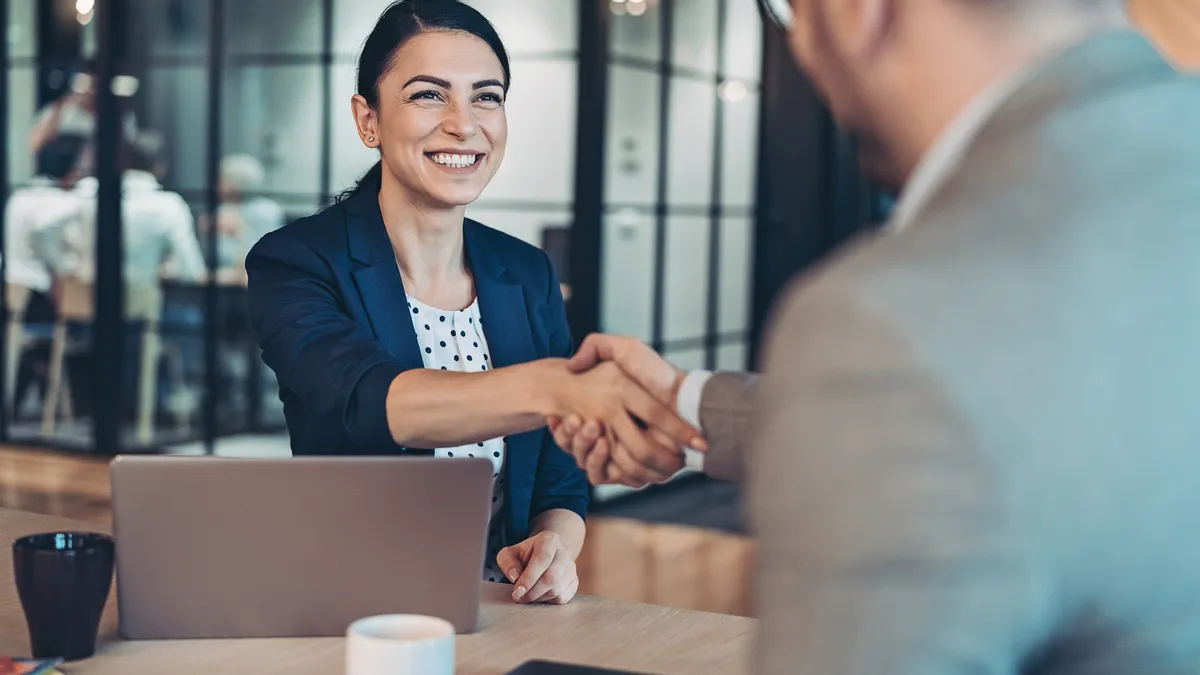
[{"x1": 811, "y1": 0, "x2": 895, "y2": 63}]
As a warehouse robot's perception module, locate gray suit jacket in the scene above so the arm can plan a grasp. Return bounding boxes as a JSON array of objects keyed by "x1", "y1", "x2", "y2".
[{"x1": 701, "y1": 31, "x2": 1200, "y2": 674}]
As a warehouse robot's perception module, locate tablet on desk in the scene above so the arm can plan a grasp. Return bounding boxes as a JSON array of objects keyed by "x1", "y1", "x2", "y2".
[{"x1": 507, "y1": 661, "x2": 657, "y2": 675}]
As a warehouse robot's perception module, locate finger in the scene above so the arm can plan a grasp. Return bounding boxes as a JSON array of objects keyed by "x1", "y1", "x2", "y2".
[
  {"x1": 544, "y1": 575, "x2": 580, "y2": 605},
  {"x1": 611, "y1": 415, "x2": 676, "y2": 485},
  {"x1": 586, "y1": 436, "x2": 612, "y2": 484},
  {"x1": 605, "y1": 453, "x2": 646, "y2": 489},
  {"x1": 546, "y1": 415, "x2": 561, "y2": 431},
  {"x1": 623, "y1": 384, "x2": 705, "y2": 453},
  {"x1": 649, "y1": 428, "x2": 683, "y2": 480},
  {"x1": 566, "y1": 335, "x2": 604, "y2": 372},
  {"x1": 552, "y1": 422, "x2": 575, "y2": 454},
  {"x1": 560, "y1": 415, "x2": 582, "y2": 439},
  {"x1": 513, "y1": 541, "x2": 558, "y2": 601},
  {"x1": 570, "y1": 419, "x2": 603, "y2": 468},
  {"x1": 567, "y1": 334, "x2": 620, "y2": 373},
  {"x1": 495, "y1": 546, "x2": 524, "y2": 585},
  {"x1": 604, "y1": 461, "x2": 623, "y2": 484},
  {"x1": 523, "y1": 559, "x2": 573, "y2": 604}
]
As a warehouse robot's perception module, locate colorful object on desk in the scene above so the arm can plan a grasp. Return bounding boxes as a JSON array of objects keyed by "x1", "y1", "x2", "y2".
[{"x1": 0, "y1": 657, "x2": 64, "y2": 675}]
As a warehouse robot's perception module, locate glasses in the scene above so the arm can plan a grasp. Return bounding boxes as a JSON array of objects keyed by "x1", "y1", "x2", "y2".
[{"x1": 758, "y1": 0, "x2": 793, "y2": 28}]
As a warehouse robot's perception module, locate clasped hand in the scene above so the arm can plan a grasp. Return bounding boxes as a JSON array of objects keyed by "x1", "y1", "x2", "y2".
[{"x1": 547, "y1": 335, "x2": 707, "y2": 488}]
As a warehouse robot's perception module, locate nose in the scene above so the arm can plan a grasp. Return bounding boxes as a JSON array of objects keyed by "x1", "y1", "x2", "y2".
[{"x1": 440, "y1": 98, "x2": 477, "y2": 140}]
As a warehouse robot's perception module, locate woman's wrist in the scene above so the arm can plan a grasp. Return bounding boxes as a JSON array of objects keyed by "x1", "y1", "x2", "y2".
[{"x1": 520, "y1": 358, "x2": 571, "y2": 418}]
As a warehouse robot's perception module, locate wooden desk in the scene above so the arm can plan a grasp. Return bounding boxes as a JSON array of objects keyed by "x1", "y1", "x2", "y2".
[{"x1": 0, "y1": 508, "x2": 754, "y2": 674}]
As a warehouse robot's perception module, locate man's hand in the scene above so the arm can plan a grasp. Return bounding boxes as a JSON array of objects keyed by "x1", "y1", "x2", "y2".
[
  {"x1": 546, "y1": 361, "x2": 701, "y2": 486},
  {"x1": 496, "y1": 531, "x2": 578, "y2": 605},
  {"x1": 548, "y1": 335, "x2": 708, "y2": 487},
  {"x1": 568, "y1": 334, "x2": 685, "y2": 405}
]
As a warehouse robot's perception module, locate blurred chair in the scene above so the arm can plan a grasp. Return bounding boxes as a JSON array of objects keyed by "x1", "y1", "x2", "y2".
[
  {"x1": 41, "y1": 278, "x2": 166, "y2": 445},
  {"x1": 5, "y1": 284, "x2": 33, "y2": 411}
]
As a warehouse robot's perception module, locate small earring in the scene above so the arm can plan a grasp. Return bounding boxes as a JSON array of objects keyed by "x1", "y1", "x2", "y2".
[{"x1": 367, "y1": 136, "x2": 375, "y2": 142}]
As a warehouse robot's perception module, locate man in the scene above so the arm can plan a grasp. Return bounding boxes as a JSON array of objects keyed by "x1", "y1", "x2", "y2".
[
  {"x1": 554, "y1": 0, "x2": 1200, "y2": 672},
  {"x1": 60, "y1": 137, "x2": 205, "y2": 286},
  {"x1": 3, "y1": 137, "x2": 87, "y2": 409},
  {"x1": 5, "y1": 137, "x2": 86, "y2": 300}
]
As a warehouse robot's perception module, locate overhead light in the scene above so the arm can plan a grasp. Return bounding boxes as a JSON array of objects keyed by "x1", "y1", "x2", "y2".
[
  {"x1": 610, "y1": 0, "x2": 628, "y2": 16},
  {"x1": 628, "y1": 1, "x2": 647, "y2": 16},
  {"x1": 76, "y1": 0, "x2": 95, "y2": 25},
  {"x1": 71, "y1": 72, "x2": 93, "y2": 94},
  {"x1": 112, "y1": 75, "x2": 140, "y2": 98},
  {"x1": 718, "y1": 80, "x2": 748, "y2": 103}
]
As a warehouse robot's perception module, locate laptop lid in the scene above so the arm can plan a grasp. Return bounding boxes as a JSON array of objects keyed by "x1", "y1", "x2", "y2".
[{"x1": 111, "y1": 456, "x2": 493, "y2": 639}]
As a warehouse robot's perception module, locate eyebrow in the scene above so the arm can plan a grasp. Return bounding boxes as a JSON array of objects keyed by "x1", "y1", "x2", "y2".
[{"x1": 402, "y1": 75, "x2": 505, "y2": 91}]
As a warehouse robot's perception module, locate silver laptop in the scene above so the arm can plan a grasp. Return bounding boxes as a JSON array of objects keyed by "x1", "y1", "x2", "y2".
[{"x1": 111, "y1": 456, "x2": 493, "y2": 639}]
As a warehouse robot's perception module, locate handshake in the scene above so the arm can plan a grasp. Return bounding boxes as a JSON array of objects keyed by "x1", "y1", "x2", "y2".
[{"x1": 544, "y1": 334, "x2": 708, "y2": 488}]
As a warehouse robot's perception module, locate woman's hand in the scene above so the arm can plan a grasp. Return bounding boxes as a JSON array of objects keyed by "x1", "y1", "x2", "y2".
[
  {"x1": 496, "y1": 531, "x2": 579, "y2": 605},
  {"x1": 541, "y1": 360, "x2": 701, "y2": 486}
]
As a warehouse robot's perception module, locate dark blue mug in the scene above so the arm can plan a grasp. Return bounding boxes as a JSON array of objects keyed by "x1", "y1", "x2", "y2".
[{"x1": 13, "y1": 532, "x2": 114, "y2": 661}]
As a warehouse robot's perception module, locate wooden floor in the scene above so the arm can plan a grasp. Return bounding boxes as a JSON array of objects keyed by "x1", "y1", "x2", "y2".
[{"x1": 0, "y1": 445, "x2": 755, "y2": 617}]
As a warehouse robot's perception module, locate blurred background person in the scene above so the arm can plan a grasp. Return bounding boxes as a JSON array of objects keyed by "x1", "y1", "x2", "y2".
[
  {"x1": 201, "y1": 154, "x2": 286, "y2": 281},
  {"x1": 61, "y1": 136, "x2": 203, "y2": 286},
  {"x1": 50, "y1": 136, "x2": 205, "y2": 424},
  {"x1": 27, "y1": 60, "x2": 139, "y2": 177},
  {"x1": 3, "y1": 135, "x2": 88, "y2": 418}
]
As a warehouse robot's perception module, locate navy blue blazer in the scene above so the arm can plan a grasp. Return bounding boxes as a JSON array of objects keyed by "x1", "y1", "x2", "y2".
[{"x1": 245, "y1": 185, "x2": 588, "y2": 541}]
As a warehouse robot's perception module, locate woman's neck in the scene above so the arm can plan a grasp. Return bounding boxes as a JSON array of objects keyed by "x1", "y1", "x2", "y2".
[{"x1": 378, "y1": 176, "x2": 473, "y2": 309}]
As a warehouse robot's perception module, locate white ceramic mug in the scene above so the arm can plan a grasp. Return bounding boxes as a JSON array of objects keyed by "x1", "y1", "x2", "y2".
[{"x1": 346, "y1": 614, "x2": 455, "y2": 675}]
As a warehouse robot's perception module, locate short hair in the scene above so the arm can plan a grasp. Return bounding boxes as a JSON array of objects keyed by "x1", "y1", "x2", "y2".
[
  {"x1": 36, "y1": 135, "x2": 86, "y2": 180},
  {"x1": 117, "y1": 132, "x2": 164, "y2": 174},
  {"x1": 220, "y1": 154, "x2": 266, "y2": 191}
]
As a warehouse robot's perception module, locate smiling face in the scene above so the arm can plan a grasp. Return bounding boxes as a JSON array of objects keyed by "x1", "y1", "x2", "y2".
[{"x1": 352, "y1": 30, "x2": 509, "y2": 209}]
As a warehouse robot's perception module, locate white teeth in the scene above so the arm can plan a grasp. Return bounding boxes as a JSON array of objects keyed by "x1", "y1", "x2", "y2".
[{"x1": 432, "y1": 153, "x2": 478, "y2": 168}]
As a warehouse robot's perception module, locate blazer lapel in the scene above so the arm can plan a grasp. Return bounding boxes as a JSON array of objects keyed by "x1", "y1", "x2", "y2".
[
  {"x1": 465, "y1": 220, "x2": 541, "y2": 539},
  {"x1": 465, "y1": 221, "x2": 537, "y2": 371},
  {"x1": 345, "y1": 188, "x2": 425, "y2": 373}
]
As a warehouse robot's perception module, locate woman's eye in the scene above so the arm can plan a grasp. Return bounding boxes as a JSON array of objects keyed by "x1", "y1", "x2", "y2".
[
  {"x1": 476, "y1": 93, "x2": 503, "y2": 105},
  {"x1": 412, "y1": 90, "x2": 442, "y2": 102}
]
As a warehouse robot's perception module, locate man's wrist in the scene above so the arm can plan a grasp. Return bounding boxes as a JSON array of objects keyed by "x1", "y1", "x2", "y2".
[
  {"x1": 676, "y1": 370, "x2": 713, "y2": 431},
  {"x1": 677, "y1": 370, "x2": 713, "y2": 473}
]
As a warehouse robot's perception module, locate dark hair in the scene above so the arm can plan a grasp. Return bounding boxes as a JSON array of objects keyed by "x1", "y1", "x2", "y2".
[
  {"x1": 119, "y1": 139, "x2": 155, "y2": 174},
  {"x1": 339, "y1": 0, "x2": 511, "y2": 201},
  {"x1": 36, "y1": 135, "x2": 87, "y2": 181}
]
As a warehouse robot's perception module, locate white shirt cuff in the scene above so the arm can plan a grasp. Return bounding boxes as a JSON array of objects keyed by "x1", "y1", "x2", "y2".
[{"x1": 677, "y1": 370, "x2": 713, "y2": 472}]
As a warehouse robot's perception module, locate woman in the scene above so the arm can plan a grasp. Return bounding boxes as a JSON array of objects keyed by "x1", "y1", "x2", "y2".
[{"x1": 246, "y1": 0, "x2": 700, "y2": 606}]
